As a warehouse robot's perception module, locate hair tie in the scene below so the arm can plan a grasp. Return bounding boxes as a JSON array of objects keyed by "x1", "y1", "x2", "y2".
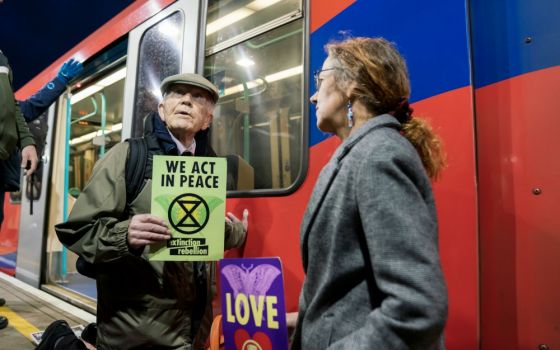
[{"x1": 394, "y1": 99, "x2": 413, "y2": 123}]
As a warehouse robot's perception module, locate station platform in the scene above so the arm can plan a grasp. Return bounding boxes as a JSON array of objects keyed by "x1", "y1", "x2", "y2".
[{"x1": 0, "y1": 272, "x2": 95, "y2": 349}]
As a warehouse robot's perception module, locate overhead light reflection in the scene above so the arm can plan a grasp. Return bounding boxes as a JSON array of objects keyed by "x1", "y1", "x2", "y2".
[
  {"x1": 71, "y1": 67, "x2": 126, "y2": 104},
  {"x1": 222, "y1": 65, "x2": 302, "y2": 97},
  {"x1": 236, "y1": 58, "x2": 255, "y2": 67},
  {"x1": 247, "y1": 0, "x2": 282, "y2": 11},
  {"x1": 207, "y1": 8, "x2": 254, "y2": 35},
  {"x1": 69, "y1": 123, "x2": 123, "y2": 145},
  {"x1": 206, "y1": 0, "x2": 282, "y2": 35},
  {"x1": 158, "y1": 21, "x2": 180, "y2": 38}
]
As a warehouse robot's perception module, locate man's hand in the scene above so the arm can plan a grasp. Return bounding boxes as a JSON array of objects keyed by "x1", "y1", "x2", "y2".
[
  {"x1": 21, "y1": 145, "x2": 38, "y2": 176},
  {"x1": 224, "y1": 209, "x2": 249, "y2": 249},
  {"x1": 226, "y1": 209, "x2": 249, "y2": 233},
  {"x1": 286, "y1": 311, "x2": 299, "y2": 331},
  {"x1": 127, "y1": 214, "x2": 171, "y2": 250}
]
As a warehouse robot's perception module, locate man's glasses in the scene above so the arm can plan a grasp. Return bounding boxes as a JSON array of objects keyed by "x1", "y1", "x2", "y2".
[{"x1": 313, "y1": 67, "x2": 338, "y2": 91}]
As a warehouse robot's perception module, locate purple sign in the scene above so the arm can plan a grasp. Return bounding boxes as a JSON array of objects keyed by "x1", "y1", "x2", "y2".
[{"x1": 220, "y1": 257, "x2": 289, "y2": 350}]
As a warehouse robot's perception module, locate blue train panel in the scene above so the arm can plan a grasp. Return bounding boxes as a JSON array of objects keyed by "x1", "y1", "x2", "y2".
[
  {"x1": 309, "y1": 0, "x2": 472, "y2": 147},
  {"x1": 470, "y1": 0, "x2": 560, "y2": 88}
]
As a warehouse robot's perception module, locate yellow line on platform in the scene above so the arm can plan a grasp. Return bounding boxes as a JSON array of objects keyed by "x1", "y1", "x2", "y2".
[{"x1": 0, "y1": 305, "x2": 39, "y2": 341}]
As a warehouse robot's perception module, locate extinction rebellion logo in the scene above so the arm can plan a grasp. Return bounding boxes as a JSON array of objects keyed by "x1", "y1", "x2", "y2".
[
  {"x1": 168, "y1": 193, "x2": 210, "y2": 234},
  {"x1": 167, "y1": 193, "x2": 210, "y2": 256}
]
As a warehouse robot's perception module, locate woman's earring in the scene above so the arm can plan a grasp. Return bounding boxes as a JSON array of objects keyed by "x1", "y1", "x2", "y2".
[{"x1": 347, "y1": 101, "x2": 354, "y2": 128}]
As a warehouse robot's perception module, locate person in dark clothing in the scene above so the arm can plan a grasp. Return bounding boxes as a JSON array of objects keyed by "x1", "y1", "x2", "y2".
[
  {"x1": 0, "y1": 49, "x2": 37, "y2": 332},
  {"x1": 0, "y1": 49, "x2": 37, "y2": 225},
  {"x1": 19, "y1": 58, "x2": 83, "y2": 122},
  {"x1": 55, "y1": 73, "x2": 249, "y2": 349},
  {"x1": 0, "y1": 56, "x2": 82, "y2": 225},
  {"x1": 15, "y1": 58, "x2": 83, "y2": 203},
  {"x1": 0, "y1": 52, "x2": 82, "y2": 331}
]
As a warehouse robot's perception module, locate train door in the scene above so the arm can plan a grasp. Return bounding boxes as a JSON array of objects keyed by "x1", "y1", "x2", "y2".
[
  {"x1": 471, "y1": 0, "x2": 560, "y2": 347},
  {"x1": 15, "y1": 106, "x2": 57, "y2": 287},
  {"x1": 33, "y1": 53, "x2": 128, "y2": 306},
  {"x1": 17, "y1": 0, "x2": 202, "y2": 306}
]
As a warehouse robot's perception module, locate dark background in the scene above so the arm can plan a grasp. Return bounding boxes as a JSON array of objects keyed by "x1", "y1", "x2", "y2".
[{"x1": 0, "y1": 0, "x2": 133, "y2": 91}]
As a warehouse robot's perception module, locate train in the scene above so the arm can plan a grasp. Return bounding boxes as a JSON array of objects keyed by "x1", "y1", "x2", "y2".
[{"x1": 1, "y1": 0, "x2": 558, "y2": 348}]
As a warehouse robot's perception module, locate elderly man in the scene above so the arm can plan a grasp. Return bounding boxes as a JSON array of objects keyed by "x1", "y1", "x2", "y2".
[{"x1": 55, "y1": 73, "x2": 248, "y2": 349}]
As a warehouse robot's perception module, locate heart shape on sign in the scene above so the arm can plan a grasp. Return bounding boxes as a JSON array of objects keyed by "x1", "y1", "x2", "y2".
[{"x1": 234, "y1": 329, "x2": 272, "y2": 350}]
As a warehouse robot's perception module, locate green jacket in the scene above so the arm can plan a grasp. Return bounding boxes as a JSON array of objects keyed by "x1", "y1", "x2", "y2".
[
  {"x1": 55, "y1": 140, "x2": 246, "y2": 350},
  {"x1": 0, "y1": 71, "x2": 35, "y2": 160}
]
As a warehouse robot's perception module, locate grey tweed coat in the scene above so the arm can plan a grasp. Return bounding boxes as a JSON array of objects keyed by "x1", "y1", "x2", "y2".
[{"x1": 292, "y1": 114, "x2": 448, "y2": 349}]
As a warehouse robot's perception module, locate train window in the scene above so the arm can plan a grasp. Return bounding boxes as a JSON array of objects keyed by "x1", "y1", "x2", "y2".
[
  {"x1": 204, "y1": 18, "x2": 304, "y2": 192},
  {"x1": 132, "y1": 11, "x2": 184, "y2": 137},
  {"x1": 68, "y1": 66, "x2": 126, "y2": 193},
  {"x1": 206, "y1": 0, "x2": 301, "y2": 48}
]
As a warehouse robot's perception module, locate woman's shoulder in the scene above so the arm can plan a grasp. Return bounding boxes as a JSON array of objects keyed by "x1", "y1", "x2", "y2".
[
  {"x1": 355, "y1": 126, "x2": 426, "y2": 175},
  {"x1": 359, "y1": 125, "x2": 415, "y2": 156}
]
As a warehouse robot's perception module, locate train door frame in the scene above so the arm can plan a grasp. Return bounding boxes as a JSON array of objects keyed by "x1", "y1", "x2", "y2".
[
  {"x1": 122, "y1": 0, "x2": 204, "y2": 140},
  {"x1": 15, "y1": 105, "x2": 57, "y2": 288}
]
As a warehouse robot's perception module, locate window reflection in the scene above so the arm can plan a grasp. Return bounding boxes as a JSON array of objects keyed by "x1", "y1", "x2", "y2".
[
  {"x1": 206, "y1": 0, "x2": 301, "y2": 48},
  {"x1": 68, "y1": 69, "x2": 125, "y2": 194},
  {"x1": 133, "y1": 11, "x2": 183, "y2": 137},
  {"x1": 205, "y1": 19, "x2": 304, "y2": 190}
]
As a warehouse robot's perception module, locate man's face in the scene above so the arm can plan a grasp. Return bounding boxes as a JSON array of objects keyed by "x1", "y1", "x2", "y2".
[{"x1": 158, "y1": 84, "x2": 214, "y2": 138}]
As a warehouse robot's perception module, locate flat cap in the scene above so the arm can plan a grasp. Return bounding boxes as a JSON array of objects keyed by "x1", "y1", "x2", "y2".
[{"x1": 160, "y1": 72, "x2": 220, "y2": 102}]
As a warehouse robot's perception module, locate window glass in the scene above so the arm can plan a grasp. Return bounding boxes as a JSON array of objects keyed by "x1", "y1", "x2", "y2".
[
  {"x1": 133, "y1": 11, "x2": 183, "y2": 137},
  {"x1": 206, "y1": 0, "x2": 301, "y2": 47},
  {"x1": 44, "y1": 66, "x2": 126, "y2": 300},
  {"x1": 204, "y1": 19, "x2": 304, "y2": 191},
  {"x1": 68, "y1": 67, "x2": 126, "y2": 193}
]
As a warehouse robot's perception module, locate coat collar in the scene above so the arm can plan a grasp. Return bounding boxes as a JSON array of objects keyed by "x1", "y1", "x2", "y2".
[
  {"x1": 332, "y1": 114, "x2": 401, "y2": 163},
  {"x1": 300, "y1": 114, "x2": 401, "y2": 269},
  {"x1": 144, "y1": 112, "x2": 213, "y2": 156}
]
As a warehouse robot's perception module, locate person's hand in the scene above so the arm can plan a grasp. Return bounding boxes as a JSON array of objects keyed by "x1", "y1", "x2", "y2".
[
  {"x1": 127, "y1": 214, "x2": 171, "y2": 250},
  {"x1": 286, "y1": 311, "x2": 298, "y2": 328},
  {"x1": 21, "y1": 145, "x2": 38, "y2": 176},
  {"x1": 0, "y1": 50, "x2": 11, "y2": 78},
  {"x1": 57, "y1": 58, "x2": 83, "y2": 83},
  {"x1": 82, "y1": 340, "x2": 96, "y2": 350},
  {"x1": 0, "y1": 50, "x2": 9, "y2": 68},
  {"x1": 226, "y1": 209, "x2": 249, "y2": 234},
  {"x1": 286, "y1": 311, "x2": 298, "y2": 339}
]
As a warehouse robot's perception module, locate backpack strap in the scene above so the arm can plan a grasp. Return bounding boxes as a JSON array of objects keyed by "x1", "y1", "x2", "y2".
[
  {"x1": 124, "y1": 135, "x2": 163, "y2": 208},
  {"x1": 125, "y1": 138, "x2": 148, "y2": 208}
]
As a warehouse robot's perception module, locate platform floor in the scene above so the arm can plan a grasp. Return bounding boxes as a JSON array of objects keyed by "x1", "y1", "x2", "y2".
[{"x1": 0, "y1": 272, "x2": 95, "y2": 350}]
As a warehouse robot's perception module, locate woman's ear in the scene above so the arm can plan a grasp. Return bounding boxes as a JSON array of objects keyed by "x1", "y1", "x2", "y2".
[{"x1": 346, "y1": 81, "x2": 358, "y2": 100}]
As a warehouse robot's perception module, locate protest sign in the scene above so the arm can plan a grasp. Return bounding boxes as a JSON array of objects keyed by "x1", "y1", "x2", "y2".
[
  {"x1": 150, "y1": 155, "x2": 226, "y2": 261},
  {"x1": 220, "y1": 257, "x2": 289, "y2": 350}
]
